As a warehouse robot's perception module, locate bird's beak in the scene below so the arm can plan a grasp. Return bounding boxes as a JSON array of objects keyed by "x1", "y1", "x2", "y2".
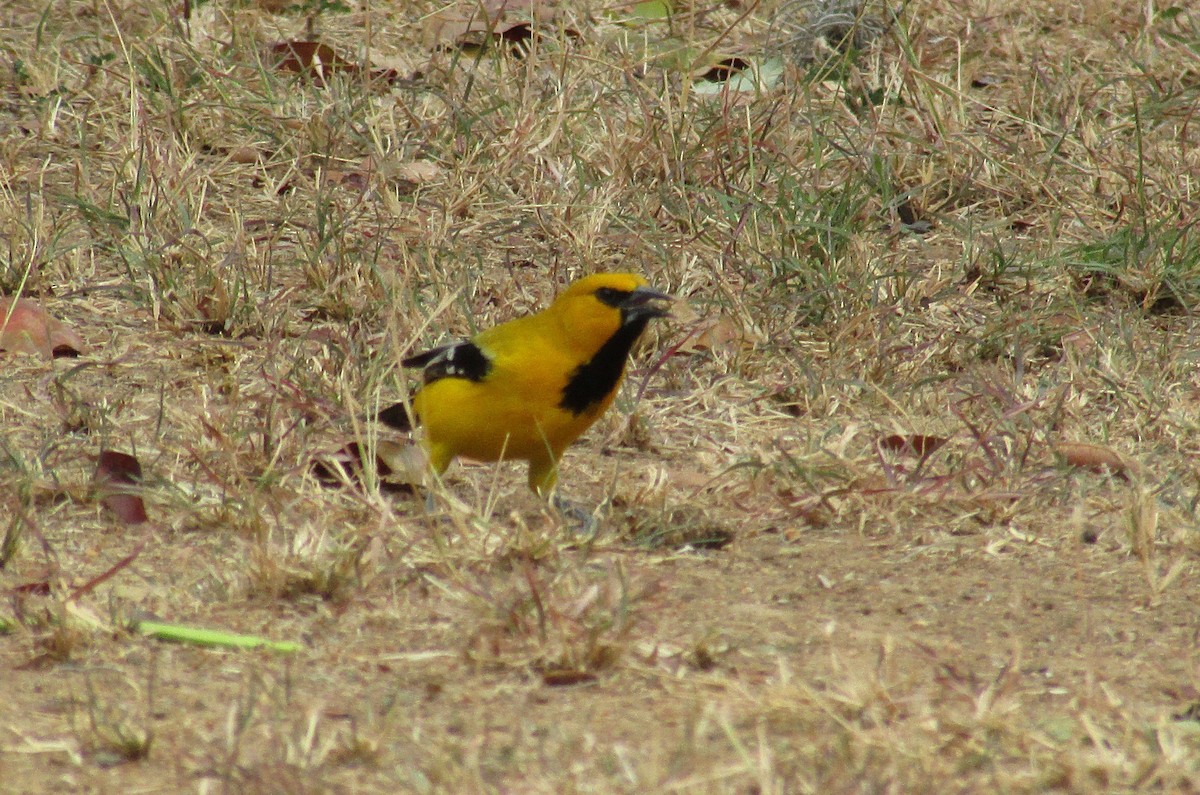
[{"x1": 622, "y1": 286, "x2": 673, "y2": 322}]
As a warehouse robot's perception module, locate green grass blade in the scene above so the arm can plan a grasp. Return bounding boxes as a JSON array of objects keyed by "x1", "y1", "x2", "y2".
[{"x1": 135, "y1": 620, "x2": 300, "y2": 653}]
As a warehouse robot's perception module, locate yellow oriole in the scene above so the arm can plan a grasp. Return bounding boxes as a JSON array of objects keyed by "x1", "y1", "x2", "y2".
[{"x1": 379, "y1": 273, "x2": 671, "y2": 496}]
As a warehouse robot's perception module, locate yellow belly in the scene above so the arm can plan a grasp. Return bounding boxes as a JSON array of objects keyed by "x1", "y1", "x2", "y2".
[{"x1": 413, "y1": 376, "x2": 610, "y2": 465}]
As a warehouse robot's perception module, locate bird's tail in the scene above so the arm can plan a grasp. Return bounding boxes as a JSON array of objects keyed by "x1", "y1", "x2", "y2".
[{"x1": 377, "y1": 403, "x2": 416, "y2": 431}]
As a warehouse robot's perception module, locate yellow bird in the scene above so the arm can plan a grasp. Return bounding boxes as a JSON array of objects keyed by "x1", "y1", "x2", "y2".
[{"x1": 379, "y1": 273, "x2": 671, "y2": 498}]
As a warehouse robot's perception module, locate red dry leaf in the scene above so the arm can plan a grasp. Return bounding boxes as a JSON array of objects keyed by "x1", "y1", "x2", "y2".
[
  {"x1": 0, "y1": 296, "x2": 88, "y2": 359},
  {"x1": 481, "y1": 0, "x2": 542, "y2": 12},
  {"x1": 540, "y1": 668, "x2": 598, "y2": 686},
  {"x1": 1054, "y1": 441, "x2": 1128, "y2": 478},
  {"x1": 879, "y1": 434, "x2": 948, "y2": 456},
  {"x1": 313, "y1": 441, "x2": 394, "y2": 481},
  {"x1": 268, "y1": 41, "x2": 398, "y2": 86},
  {"x1": 696, "y1": 56, "x2": 752, "y2": 83},
  {"x1": 12, "y1": 580, "x2": 51, "y2": 595},
  {"x1": 676, "y1": 317, "x2": 754, "y2": 356},
  {"x1": 424, "y1": 2, "x2": 578, "y2": 54},
  {"x1": 312, "y1": 441, "x2": 419, "y2": 495},
  {"x1": 94, "y1": 450, "x2": 149, "y2": 525}
]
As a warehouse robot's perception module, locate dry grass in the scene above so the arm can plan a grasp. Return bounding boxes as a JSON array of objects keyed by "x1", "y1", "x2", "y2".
[{"x1": 2, "y1": 0, "x2": 1200, "y2": 791}]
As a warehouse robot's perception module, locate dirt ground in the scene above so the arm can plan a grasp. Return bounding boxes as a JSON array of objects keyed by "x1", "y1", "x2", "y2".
[
  {"x1": 4, "y1": 492, "x2": 1198, "y2": 792},
  {"x1": 2, "y1": 0, "x2": 1199, "y2": 792}
]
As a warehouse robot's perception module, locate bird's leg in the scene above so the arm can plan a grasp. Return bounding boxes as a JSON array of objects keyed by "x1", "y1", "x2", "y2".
[
  {"x1": 552, "y1": 493, "x2": 600, "y2": 535},
  {"x1": 529, "y1": 457, "x2": 598, "y2": 534},
  {"x1": 528, "y1": 456, "x2": 560, "y2": 497},
  {"x1": 421, "y1": 444, "x2": 455, "y2": 517}
]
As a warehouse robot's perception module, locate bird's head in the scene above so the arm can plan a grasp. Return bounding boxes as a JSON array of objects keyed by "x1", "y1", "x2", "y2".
[
  {"x1": 559, "y1": 272, "x2": 673, "y2": 323},
  {"x1": 549, "y1": 273, "x2": 672, "y2": 357},
  {"x1": 552, "y1": 273, "x2": 672, "y2": 353},
  {"x1": 551, "y1": 273, "x2": 672, "y2": 413}
]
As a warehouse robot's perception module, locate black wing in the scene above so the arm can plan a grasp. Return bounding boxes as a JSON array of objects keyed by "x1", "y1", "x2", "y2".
[
  {"x1": 402, "y1": 340, "x2": 492, "y2": 385},
  {"x1": 378, "y1": 341, "x2": 493, "y2": 431}
]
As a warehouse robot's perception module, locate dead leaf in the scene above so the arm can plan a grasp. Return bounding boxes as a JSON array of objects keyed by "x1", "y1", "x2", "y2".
[
  {"x1": 0, "y1": 296, "x2": 88, "y2": 359},
  {"x1": 94, "y1": 450, "x2": 149, "y2": 525},
  {"x1": 424, "y1": 11, "x2": 493, "y2": 51},
  {"x1": 495, "y1": 21, "x2": 536, "y2": 50},
  {"x1": 676, "y1": 316, "x2": 758, "y2": 356},
  {"x1": 1059, "y1": 328, "x2": 1094, "y2": 355},
  {"x1": 224, "y1": 146, "x2": 264, "y2": 164},
  {"x1": 1054, "y1": 441, "x2": 1129, "y2": 478},
  {"x1": 424, "y1": 2, "x2": 578, "y2": 54},
  {"x1": 268, "y1": 41, "x2": 398, "y2": 86},
  {"x1": 317, "y1": 157, "x2": 442, "y2": 195},
  {"x1": 193, "y1": 277, "x2": 232, "y2": 335},
  {"x1": 895, "y1": 198, "x2": 933, "y2": 233},
  {"x1": 695, "y1": 56, "x2": 752, "y2": 83},
  {"x1": 322, "y1": 168, "x2": 371, "y2": 192},
  {"x1": 879, "y1": 434, "x2": 948, "y2": 456},
  {"x1": 391, "y1": 160, "x2": 444, "y2": 186},
  {"x1": 971, "y1": 74, "x2": 1003, "y2": 88},
  {"x1": 312, "y1": 441, "x2": 421, "y2": 494},
  {"x1": 540, "y1": 668, "x2": 598, "y2": 686}
]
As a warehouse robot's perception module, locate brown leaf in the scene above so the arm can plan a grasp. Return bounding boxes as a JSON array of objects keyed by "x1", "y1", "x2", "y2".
[
  {"x1": 322, "y1": 168, "x2": 370, "y2": 192},
  {"x1": 1054, "y1": 441, "x2": 1129, "y2": 478},
  {"x1": 879, "y1": 434, "x2": 948, "y2": 456},
  {"x1": 424, "y1": 13, "x2": 494, "y2": 51},
  {"x1": 312, "y1": 441, "x2": 420, "y2": 494},
  {"x1": 270, "y1": 41, "x2": 350, "y2": 79},
  {"x1": 390, "y1": 160, "x2": 444, "y2": 194},
  {"x1": 0, "y1": 296, "x2": 88, "y2": 359},
  {"x1": 94, "y1": 450, "x2": 149, "y2": 525},
  {"x1": 540, "y1": 668, "x2": 598, "y2": 686},
  {"x1": 318, "y1": 156, "x2": 444, "y2": 195},
  {"x1": 424, "y1": 2, "x2": 577, "y2": 54},
  {"x1": 676, "y1": 316, "x2": 759, "y2": 356},
  {"x1": 224, "y1": 146, "x2": 264, "y2": 164},
  {"x1": 496, "y1": 21, "x2": 535, "y2": 50},
  {"x1": 391, "y1": 160, "x2": 443, "y2": 185},
  {"x1": 268, "y1": 41, "x2": 398, "y2": 87},
  {"x1": 481, "y1": 0, "x2": 541, "y2": 12},
  {"x1": 695, "y1": 56, "x2": 752, "y2": 83}
]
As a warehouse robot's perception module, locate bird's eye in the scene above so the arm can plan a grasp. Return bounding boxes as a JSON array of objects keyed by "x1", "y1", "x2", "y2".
[{"x1": 594, "y1": 287, "x2": 629, "y2": 307}]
